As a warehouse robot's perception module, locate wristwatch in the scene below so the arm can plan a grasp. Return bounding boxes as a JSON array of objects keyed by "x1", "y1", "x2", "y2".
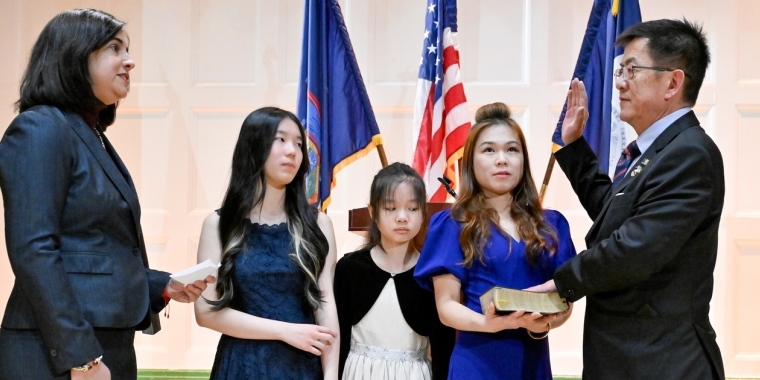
[{"x1": 71, "y1": 355, "x2": 103, "y2": 372}]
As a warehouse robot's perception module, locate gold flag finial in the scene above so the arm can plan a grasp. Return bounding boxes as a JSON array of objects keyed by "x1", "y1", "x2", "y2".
[{"x1": 612, "y1": 0, "x2": 620, "y2": 16}]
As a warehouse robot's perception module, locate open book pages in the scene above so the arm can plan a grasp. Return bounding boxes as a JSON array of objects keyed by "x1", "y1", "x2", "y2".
[
  {"x1": 479, "y1": 286, "x2": 569, "y2": 315},
  {"x1": 170, "y1": 259, "x2": 220, "y2": 285}
]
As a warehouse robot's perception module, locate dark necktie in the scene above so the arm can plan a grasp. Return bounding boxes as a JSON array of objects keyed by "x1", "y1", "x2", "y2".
[{"x1": 612, "y1": 140, "x2": 641, "y2": 188}]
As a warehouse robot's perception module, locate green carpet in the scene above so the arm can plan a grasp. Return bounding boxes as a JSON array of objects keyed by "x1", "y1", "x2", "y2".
[
  {"x1": 136, "y1": 370, "x2": 758, "y2": 380},
  {"x1": 135, "y1": 371, "x2": 584, "y2": 380},
  {"x1": 137, "y1": 370, "x2": 212, "y2": 379}
]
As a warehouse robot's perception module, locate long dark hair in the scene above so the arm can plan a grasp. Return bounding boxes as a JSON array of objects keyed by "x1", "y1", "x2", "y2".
[
  {"x1": 16, "y1": 9, "x2": 126, "y2": 129},
  {"x1": 363, "y1": 163, "x2": 427, "y2": 253},
  {"x1": 452, "y1": 102, "x2": 557, "y2": 267},
  {"x1": 209, "y1": 107, "x2": 329, "y2": 311}
]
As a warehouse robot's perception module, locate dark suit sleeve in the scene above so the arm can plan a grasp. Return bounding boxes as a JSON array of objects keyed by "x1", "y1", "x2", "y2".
[
  {"x1": 147, "y1": 269, "x2": 171, "y2": 313},
  {"x1": 333, "y1": 257, "x2": 353, "y2": 378},
  {"x1": 0, "y1": 112, "x2": 102, "y2": 373},
  {"x1": 554, "y1": 137, "x2": 614, "y2": 220},
  {"x1": 554, "y1": 139, "x2": 716, "y2": 302}
]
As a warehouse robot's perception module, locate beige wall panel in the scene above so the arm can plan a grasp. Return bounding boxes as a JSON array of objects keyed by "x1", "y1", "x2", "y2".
[
  {"x1": 0, "y1": 1, "x2": 22, "y2": 111},
  {"x1": 735, "y1": 109, "x2": 760, "y2": 211},
  {"x1": 283, "y1": 0, "x2": 306, "y2": 85},
  {"x1": 737, "y1": 0, "x2": 760, "y2": 84},
  {"x1": 548, "y1": 0, "x2": 594, "y2": 84},
  {"x1": 542, "y1": 106, "x2": 588, "y2": 213},
  {"x1": 640, "y1": 0, "x2": 716, "y2": 88},
  {"x1": 135, "y1": 1, "x2": 193, "y2": 92},
  {"x1": 734, "y1": 241, "x2": 760, "y2": 351},
  {"x1": 190, "y1": 110, "x2": 246, "y2": 212},
  {"x1": 111, "y1": 110, "x2": 172, "y2": 209},
  {"x1": 724, "y1": 216, "x2": 760, "y2": 376},
  {"x1": 192, "y1": 0, "x2": 259, "y2": 85},
  {"x1": 0, "y1": 0, "x2": 21, "y2": 318},
  {"x1": 724, "y1": 105, "x2": 760, "y2": 376},
  {"x1": 367, "y1": 0, "x2": 426, "y2": 84},
  {"x1": 459, "y1": 0, "x2": 527, "y2": 84}
]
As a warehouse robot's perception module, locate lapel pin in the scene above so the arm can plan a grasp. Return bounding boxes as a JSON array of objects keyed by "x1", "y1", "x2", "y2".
[
  {"x1": 641, "y1": 159, "x2": 649, "y2": 166},
  {"x1": 631, "y1": 165, "x2": 642, "y2": 177}
]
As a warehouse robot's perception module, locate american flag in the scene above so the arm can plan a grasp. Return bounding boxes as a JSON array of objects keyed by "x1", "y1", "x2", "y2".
[{"x1": 412, "y1": 0, "x2": 470, "y2": 202}]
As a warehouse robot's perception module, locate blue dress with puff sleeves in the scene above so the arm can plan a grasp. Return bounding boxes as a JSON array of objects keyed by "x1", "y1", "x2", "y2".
[{"x1": 414, "y1": 209, "x2": 576, "y2": 380}]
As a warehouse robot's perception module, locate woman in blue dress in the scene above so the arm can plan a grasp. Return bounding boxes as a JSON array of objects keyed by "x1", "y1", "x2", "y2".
[
  {"x1": 414, "y1": 102, "x2": 577, "y2": 380},
  {"x1": 194, "y1": 107, "x2": 340, "y2": 379}
]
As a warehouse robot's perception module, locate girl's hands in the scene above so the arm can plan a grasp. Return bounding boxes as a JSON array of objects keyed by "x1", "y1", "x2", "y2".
[
  {"x1": 482, "y1": 303, "x2": 556, "y2": 333},
  {"x1": 280, "y1": 324, "x2": 337, "y2": 356}
]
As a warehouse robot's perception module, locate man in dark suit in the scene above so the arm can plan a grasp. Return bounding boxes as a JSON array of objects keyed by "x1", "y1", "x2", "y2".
[{"x1": 528, "y1": 19, "x2": 725, "y2": 379}]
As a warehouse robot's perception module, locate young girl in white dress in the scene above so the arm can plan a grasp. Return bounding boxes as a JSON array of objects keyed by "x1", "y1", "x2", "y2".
[{"x1": 334, "y1": 163, "x2": 454, "y2": 380}]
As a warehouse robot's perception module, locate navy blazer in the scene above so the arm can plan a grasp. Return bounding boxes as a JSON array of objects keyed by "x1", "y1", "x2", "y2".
[
  {"x1": 553, "y1": 111, "x2": 725, "y2": 379},
  {"x1": 0, "y1": 105, "x2": 170, "y2": 373}
]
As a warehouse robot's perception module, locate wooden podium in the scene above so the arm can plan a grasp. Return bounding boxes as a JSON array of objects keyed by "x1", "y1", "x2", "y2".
[{"x1": 348, "y1": 202, "x2": 453, "y2": 248}]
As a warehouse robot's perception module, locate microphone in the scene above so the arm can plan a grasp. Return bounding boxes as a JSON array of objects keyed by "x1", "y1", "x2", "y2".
[{"x1": 437, "y1": 175, "x2": 457, "y2": 198}]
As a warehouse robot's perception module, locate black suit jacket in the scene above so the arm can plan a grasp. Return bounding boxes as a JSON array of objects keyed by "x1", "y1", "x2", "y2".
[
  {"x1": 553, "y1": 111, "x2": 725, "y2": 379},
  {"x1": 0, "y1": 105, "x2": 170, "y2": 374}
]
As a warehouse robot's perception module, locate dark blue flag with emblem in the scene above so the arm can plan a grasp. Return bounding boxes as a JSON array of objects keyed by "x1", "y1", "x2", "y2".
[
  {"x1": 297, "y1": 0, "x2": 382, "y2": 211},
  {"x1": 551, "y1": 0, "x2": 641, "y2": 177}
]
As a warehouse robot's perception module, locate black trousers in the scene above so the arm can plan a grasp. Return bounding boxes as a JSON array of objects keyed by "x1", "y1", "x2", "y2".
[{"x1": 0, "y1": 327, "x2": 137, "y2": 380}]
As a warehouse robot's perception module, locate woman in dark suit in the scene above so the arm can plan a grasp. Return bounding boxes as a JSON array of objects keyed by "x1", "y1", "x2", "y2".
[{"x1": 0, "y1": 9, "x2": 211, "y2": 380}]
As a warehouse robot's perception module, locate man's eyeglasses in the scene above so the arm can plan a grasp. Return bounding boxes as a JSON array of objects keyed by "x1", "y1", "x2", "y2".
[{"x1": 614, "y1": 65, "x2": 692, "y2": 81}]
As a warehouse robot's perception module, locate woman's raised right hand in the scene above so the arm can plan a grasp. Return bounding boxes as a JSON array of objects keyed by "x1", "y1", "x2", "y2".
[{"x1": 280, "y1": 324, "x2": 337, "y2": 356}]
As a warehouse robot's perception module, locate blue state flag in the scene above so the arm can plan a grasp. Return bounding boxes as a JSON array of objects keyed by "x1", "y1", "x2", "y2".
[
  {"x1": 552, "y1": 0, "x2": 641, "y2": 176},
  {"x1": 297, "y1": 0, "x2": 382, "y2": 211}
]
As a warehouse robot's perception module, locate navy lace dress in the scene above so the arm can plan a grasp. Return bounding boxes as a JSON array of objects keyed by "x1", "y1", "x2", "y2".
[{"x1": 210, "y1": 222, "x2": 322, "y2": 379}]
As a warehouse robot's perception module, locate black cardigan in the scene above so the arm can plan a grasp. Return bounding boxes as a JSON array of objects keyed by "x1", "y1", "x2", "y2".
[{"x1": 333, "y1": 249, "x2": 455, "y2": 379}]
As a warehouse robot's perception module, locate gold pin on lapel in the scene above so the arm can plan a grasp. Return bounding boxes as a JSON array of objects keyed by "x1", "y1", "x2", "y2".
[
  {"x1": 631, "y1": 165, "x2": 642, "y2": 177},
  {"x1": 641, "y1": 159, "x2": 649, "y2": 166}
]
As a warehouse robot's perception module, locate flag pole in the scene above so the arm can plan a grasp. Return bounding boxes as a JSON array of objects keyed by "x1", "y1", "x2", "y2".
[
  {"x1": 376, "y1": 144, "x2": 389, "y2": 168},
  {"x1": 539, "y1": 153, "x2": 555, "y2": 204}
]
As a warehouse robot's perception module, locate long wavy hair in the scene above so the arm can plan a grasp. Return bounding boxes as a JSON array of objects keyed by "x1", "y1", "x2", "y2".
[
  {"x1": 452, "y1": 102, "x2": 557, "y2": 267},
  {"x1": 208, "y1": 107, "x2": 329, "y2": 311},
  {"x1": 362, "y1": 162, "x2": 428, "y2": 253}
]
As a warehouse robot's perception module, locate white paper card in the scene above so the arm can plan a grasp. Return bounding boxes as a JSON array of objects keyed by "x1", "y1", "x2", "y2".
[{"x1": 170, "y1": 259, "x2": 220, "y2": 285}]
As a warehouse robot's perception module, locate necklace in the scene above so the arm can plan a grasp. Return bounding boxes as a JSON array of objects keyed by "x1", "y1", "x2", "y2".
[
  {"x1": 372, "y1": 245, "x2": 415, "y2": 276},
  {"x1": 94, "y1": 123, "x2": 106, "y2": 149}
]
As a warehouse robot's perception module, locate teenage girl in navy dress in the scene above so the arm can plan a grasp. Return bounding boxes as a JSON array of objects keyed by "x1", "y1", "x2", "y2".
[{"x1": 194, "y1": 107, "x2": 340, "y2": 379}]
